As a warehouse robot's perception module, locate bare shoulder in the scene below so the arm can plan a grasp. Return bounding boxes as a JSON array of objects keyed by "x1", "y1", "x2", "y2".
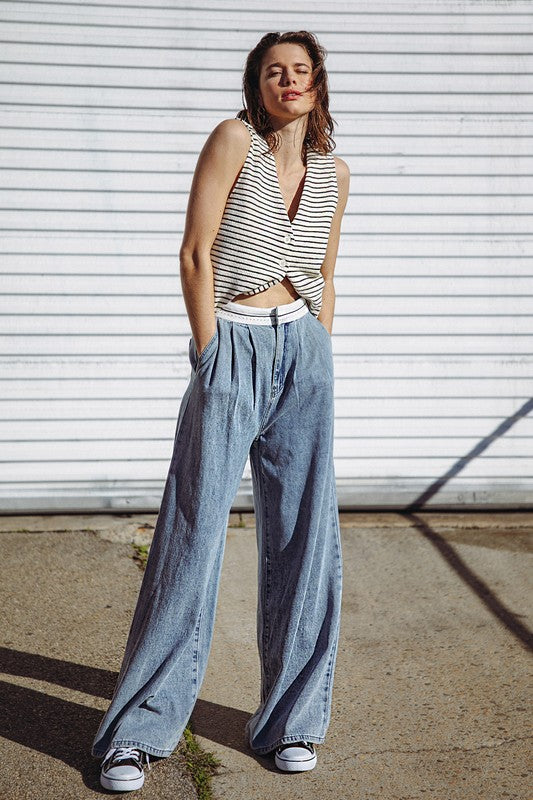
[
  {"x1": 333, "y1": 155, "x2": 350, "y2": 210},
  {"x1": 193, "y1": 118, "x2": 251, "y2": 187},
  {"x1": 206, "y1": 118, "x2": 251, "y2": 154},
  {"x1": 333, "y1": 155, "x2": 350, "y2": 183}
]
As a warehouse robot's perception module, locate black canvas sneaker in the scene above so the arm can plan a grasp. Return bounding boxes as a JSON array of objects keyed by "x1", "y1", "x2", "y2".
[{"x1": 100, "y1": 745, "x2": 151, "y2": 791}]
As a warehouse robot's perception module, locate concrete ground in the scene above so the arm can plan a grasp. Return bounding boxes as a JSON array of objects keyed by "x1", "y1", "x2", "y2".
[{"x1": 0, "y1": 510, "x2": 531, "y2": 800}]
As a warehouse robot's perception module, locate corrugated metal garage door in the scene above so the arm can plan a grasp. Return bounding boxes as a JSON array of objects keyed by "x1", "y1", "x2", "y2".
[{"x1": 1, "y1": 0, "x2": 532, "y2": 512}]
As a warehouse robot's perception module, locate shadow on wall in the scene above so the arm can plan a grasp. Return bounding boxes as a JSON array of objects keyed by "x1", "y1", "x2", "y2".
[{"x1": 404, "y1": 397, "x2": 533, "y2": 513}]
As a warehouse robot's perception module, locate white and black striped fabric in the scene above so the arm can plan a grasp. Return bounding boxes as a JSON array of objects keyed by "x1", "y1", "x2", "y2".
[{"x1": 210, "y1": 116, "x2": 339, "y2": 318}]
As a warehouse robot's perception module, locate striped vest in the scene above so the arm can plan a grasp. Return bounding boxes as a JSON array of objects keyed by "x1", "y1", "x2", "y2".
[{"x1": 210, "y1": 117, "x2": 338, "y2": 318}]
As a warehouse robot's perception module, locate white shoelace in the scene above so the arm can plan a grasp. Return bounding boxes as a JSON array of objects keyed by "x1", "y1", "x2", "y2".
[{"x1": 104, "y1": 746, "x2": 152, "y2": 772}]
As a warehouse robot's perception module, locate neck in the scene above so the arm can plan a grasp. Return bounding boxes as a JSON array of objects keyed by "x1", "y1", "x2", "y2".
[{"x1": 268, "y1": 115, "x2": 308, "y2": 166}]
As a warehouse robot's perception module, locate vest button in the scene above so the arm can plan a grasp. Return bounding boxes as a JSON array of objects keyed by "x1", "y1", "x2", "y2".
[
  {"x1": 284, "y1": 234, "x2": 291, "y2": 243},
  {"x1": 278, "y1": 257, "x2": 286, "y2": 267}
]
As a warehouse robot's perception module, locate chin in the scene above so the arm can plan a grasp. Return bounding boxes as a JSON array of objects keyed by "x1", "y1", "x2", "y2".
[{"x1": 280, "y1": 104, "x2": 312, "y2": 116}]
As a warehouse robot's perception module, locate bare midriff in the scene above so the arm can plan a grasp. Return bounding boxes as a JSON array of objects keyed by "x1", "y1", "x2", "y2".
[{"x1": 231, "y1": 276, "x2": 300, "y2": 307}]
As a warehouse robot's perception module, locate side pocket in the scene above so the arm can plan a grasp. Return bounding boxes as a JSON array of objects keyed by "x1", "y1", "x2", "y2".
[
  {"x1": 189, "y1": 326, "x2": 219, "y2": 373},
  {"x1": 310, "y1": 312, "x2": 332, "y2": 344}
]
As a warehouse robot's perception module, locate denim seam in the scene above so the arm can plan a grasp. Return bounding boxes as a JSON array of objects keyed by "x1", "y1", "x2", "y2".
[
  {"x1": 333, "y1": 473, "x2": 343, "y2": 581},
  {"x1": 192, "y1": 606, "x2": 203, "y2": 703},
  {"x1": 321, "y1": 470, "x2": 343, "y2": 730},
  {"x1": 322, "y1": 638, "x2": 338, "y2": 732},
  {"x1": 172, "y1": 384, "x2": 194, "y2": 454},
  {"x1": 253, "y1": 335, "x2": 277, "y2": 440},
  {"x1": 254, "y1": 395, "x2": 273, "y2": 442},
  {"x1": 258, "y1": 438, "x2": 272, "y2": 698},
  {"x1": 272, "y1": 322, "x2": 289, "y2": 399}
]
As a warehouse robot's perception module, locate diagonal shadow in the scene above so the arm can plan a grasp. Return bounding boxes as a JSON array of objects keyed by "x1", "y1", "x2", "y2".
[
  {"x1": 0, "y1": 647, "x2": 252, "y2": 776},
  {"x1": 400, "y1": 512, "x2": 533, "y2": 652},
  {"x1": 396, "y1": 398, "x2": 533, "y2": 651},
  {"x1": 395, "y1": 399, "x2": 533, "y2": 651},
  {"x1": 0, "y1": 650, "x2": 122, "y2": 778},
  {"x1": 0, "y1": 678, "x2": 111, "y2": 789},
  {"x1": 0, "y1": 646, "x2": 116, "y2": 699},
  {"x1": 403, "y1": 396, "x2": 533, "y2": 512},
  {"x1": 395, "y1": 397, "x2": 533, "y2": 649},
  {"x1": 189, "y1": 699, "x2": 262, "y2": 759}
]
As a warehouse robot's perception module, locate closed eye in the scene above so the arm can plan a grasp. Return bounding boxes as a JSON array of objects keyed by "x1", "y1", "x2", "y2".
[{"x1": 267, "y1": 69, "x2": 310, "y2": 77}]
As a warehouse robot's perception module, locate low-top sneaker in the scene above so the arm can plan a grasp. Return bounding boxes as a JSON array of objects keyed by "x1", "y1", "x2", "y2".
[
  {"x1": 100, "y1": 745, "x2": 151, "y2": 792},
  {"x1": 274, "y1": 740, "x2": 317, "y2": 772}
]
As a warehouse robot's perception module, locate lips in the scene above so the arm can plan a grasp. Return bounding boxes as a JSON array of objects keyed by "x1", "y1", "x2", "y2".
[{"x1": 282, "y1": 91, "x2": 302, "y2": 100}]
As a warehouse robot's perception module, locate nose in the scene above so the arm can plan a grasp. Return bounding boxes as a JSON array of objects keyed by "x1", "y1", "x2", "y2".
[{"x1": 281, "y1": 74, "x2": 298, "y2": 88}]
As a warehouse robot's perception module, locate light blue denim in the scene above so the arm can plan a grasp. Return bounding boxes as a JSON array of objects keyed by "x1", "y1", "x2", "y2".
[{"x1": 91, "y1": 296, "x2": 343, "y2": 759}]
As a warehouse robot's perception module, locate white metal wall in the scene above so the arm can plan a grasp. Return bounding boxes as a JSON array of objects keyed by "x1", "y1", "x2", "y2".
[{"x1": 1, "y1": 0, "x2": 532, "y2": 512}]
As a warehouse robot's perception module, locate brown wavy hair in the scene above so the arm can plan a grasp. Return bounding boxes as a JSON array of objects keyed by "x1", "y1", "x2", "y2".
[{"x1": 236, "y1": 30, "x2": 336, "y2": 160}]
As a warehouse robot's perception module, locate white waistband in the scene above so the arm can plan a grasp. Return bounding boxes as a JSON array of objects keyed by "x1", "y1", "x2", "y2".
[{"x1": 215, "y1": 296, "x2": 309, "y2": 325}]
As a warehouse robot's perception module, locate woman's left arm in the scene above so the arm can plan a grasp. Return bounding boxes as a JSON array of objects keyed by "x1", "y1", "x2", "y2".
[{"x1": 317, "y1": 156, "x2": 351, "y2": 334}]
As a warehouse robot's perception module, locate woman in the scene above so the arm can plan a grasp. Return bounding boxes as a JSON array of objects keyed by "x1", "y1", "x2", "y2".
[{"x1": 92, "y1": 30, "x2": 350, "y2": 791}]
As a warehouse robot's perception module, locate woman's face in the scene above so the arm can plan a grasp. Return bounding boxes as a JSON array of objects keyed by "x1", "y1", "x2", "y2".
[{"x1": 258, "y1": 42, "x2": 316, "y2": 122}]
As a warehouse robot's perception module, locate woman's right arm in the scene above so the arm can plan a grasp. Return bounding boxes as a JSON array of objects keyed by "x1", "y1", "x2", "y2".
[{"x1": 179, "y1": 118, "x2": 251, "y2": 357}]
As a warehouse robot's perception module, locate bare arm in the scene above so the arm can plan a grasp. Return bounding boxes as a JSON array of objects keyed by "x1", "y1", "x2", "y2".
[
  {"x1": 179, "y1": 119, "x2": 251, "y2": 356},
  {"x1": 317, "y1": 156, "x2": 351, "y2": 335}
]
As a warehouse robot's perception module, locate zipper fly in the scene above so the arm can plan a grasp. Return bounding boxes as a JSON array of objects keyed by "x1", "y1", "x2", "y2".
[{"x1": 271, "y1": 309, "x2": 286, "y2": 398}]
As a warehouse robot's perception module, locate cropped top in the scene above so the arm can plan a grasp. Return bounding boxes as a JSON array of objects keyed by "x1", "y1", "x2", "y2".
[{"x1": 210, "y1": 116, "x2": 338, "y2": 317}]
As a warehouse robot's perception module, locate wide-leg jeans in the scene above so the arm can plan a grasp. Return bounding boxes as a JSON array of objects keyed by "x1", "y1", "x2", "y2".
[{"x1": 91, "y1": 295, "x2": 343, "y2": 759}]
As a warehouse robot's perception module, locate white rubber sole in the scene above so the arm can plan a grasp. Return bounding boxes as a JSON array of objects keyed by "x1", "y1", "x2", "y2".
[
  {"x1": 274, "y1": 747, "x2": 317, "y2": 772},
  {"x1": 100, "y1": 771, "x2": 145, "y2": 792}
]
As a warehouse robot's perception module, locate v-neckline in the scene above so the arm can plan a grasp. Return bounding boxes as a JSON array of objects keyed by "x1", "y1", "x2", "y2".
[
  {"x1": 243, "y1": 120, "x2": 311, "y2": 226},
  {"x1": 269, "y1": 148, "x2": 312, "y2": 226}
]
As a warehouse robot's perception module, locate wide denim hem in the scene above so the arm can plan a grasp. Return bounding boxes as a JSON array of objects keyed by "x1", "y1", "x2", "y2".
[
  {"x1": 92, "y1": 739, "x2": 174, "y2": 759},
  {"x1": 250, "y1": 734, "x2": 326, "y2": 756}
]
